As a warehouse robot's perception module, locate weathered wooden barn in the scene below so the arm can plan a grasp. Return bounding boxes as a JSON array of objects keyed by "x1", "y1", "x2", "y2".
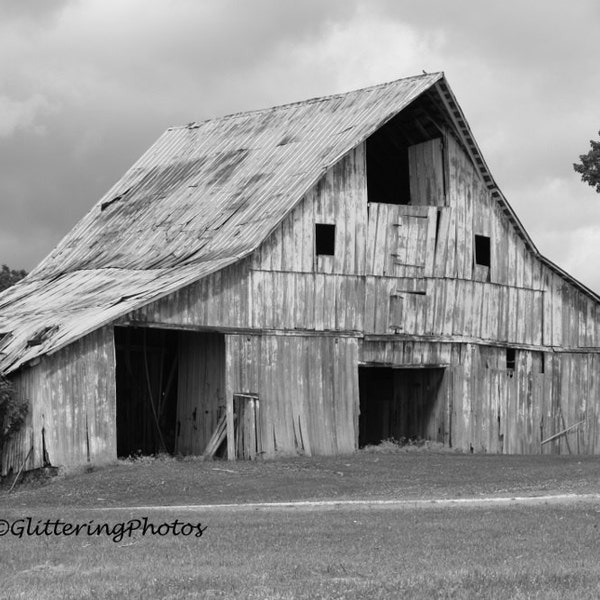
[{"x1": 2, "y1": 72, "x2": 600, "y2": 474}]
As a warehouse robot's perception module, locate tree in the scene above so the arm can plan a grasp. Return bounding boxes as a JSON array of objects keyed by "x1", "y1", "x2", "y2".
[
  {"x1": 574, "y1": 131, "x2": 600, "y2": 194},
  {"x1": 0, "y1": 265, "x2": 27, "y2": 293}
]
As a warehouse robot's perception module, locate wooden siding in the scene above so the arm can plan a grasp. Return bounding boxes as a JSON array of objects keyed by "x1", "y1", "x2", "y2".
[
  {"x1": 443, "y1": 133, "x2": 600, "y2": 349},
  {"x1": 176, "y1": 332, "x2": 225, "y2": 455},
  {"x1": 126, "y1": 262, "x2": 364, "y2": 334},
  {"x1": 361, "y1": 339, "x2": 454, "y2": 367},
  {"x1": 361, "y1": 132, "x2": 600, "y2": 350},
  {"x1": 225, "y1": 334, "x2": 359, "y2": 456},
  {"x1": 2, "y1": 327, "x2": 116, "y2": 475},
  {"x1": 113, "y1": 128, "x2": 600, "y2": 464},
  {"x1": 126, "y1": 260, "x2": 251, "y2": 330},
  {"x1": 250, "y1": 271, "x2": 363, "y2": 331},
  {"x1": 365, "y1": 204, "x2": 437, "y2": 277},
  {"x1": 16, "y1": 125, "x2": 600, "y2": 472},
  {"x1": 361, "y1": 340, "x2": 600, "y2": 454},
  {"x1": 251, "y1": 145, "x2": 367, "y2": 275},
  {"x1": 409, "y1": 138, "x2": 446, "y2": 207},
  {"x1": 462, "y1": 348, "x2": 600, "y2": 454},
  {"x1": 366, "y1": 276, "x2": 544, "y2": 344},
  {"x1": 123, "y1": 131, "x2": 600, "y2": 353}
]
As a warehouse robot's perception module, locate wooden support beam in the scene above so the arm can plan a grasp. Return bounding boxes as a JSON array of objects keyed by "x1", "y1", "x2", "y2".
[
  {"x1": 118, "y1": 320, "x2": 363, "y2": 339},
  {"x1": 202, "y1": 413, "x2": 228, "y2": 459},
  {"x1": 541, "y1": 420, "x2": 585, "y2": 446}
]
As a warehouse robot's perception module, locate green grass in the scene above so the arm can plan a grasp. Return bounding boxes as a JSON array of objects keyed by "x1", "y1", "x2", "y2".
[{"x1": 2, "y1": 452, "x2": 600, "y2": 598}]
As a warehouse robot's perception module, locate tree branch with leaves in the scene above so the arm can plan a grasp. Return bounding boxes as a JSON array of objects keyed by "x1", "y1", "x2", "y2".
[
  {"x1": 574, "y1": 131, "x2": 600, "y2": 194},
  {"x1": 0, "y1": 265, "x2": 27, "y2": 293}
]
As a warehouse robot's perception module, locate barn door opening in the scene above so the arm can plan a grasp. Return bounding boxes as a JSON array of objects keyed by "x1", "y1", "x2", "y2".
[
  {"x1": 115, "y1": 326, "x2": 179, "y2": 457},
  {"x1": 115, "y1": 328, "x2": 226, "y2": 458},
  {"x1": 358, "y1": 366, "x2": 446, "y2": 447}
]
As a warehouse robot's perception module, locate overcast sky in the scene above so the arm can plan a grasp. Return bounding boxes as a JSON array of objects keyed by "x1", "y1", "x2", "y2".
[{"x1": 1, "y1": 0, "x2": 600, "y2": 290}]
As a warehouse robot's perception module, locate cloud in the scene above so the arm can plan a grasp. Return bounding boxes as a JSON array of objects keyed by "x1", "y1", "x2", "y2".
[
  {"x1": 278, "y1": 6, "x2": 444, "y2": 93},
  {"x1": 0, "y1": 94, "x2": 54, "y2": 137},
  {"x1": 0, "y1": 0, "x2": 74, "y2": 24},
  {"x1": 560, "y1": 225, "x2": 600, "y2": 291}
]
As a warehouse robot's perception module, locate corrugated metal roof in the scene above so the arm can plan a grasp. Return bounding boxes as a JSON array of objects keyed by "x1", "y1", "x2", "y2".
[
  {"x1": 0, "y1": 73, "x2": 443, "y2": 373},
  {"x1": 1, "y1": 71, "x2": 597, "y2": 374}
]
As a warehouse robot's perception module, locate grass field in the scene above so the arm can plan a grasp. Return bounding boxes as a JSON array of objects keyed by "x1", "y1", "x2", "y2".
[{"x1": 2, "y1": 449, "x2": 600, "y2": 599}]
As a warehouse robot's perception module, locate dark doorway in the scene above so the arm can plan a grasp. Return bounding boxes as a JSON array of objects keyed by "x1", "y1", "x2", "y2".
[
  {"x1": 115, "y1": 327, "x2": 179, "y2": 457},
  {"x1": 115, "y1": 328, "x2": 226, "y2": 459},
  {"x1": 358, "y1": 366, "x2": 445, "y2": 447},
  {"x1": 366, "y1": 124, "x2": 412, "y2": 205}
]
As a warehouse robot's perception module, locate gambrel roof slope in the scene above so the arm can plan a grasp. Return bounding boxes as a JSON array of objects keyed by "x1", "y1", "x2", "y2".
[{"x1": 0, "y1": 72, "x2": 596, "y2": 374}]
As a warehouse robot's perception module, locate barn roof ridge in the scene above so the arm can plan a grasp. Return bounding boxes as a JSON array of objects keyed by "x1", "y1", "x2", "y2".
[{"x1": 172, "y1": 72, "x2": 445, "y2": 131}]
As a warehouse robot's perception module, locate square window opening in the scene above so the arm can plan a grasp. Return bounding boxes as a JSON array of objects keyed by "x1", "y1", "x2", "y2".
[
  {"x1": 475, "y1": 234, "x2": 491, "y2": 267},
  {"x1": 315, "y1": 223, "x2": 336, "y2": 256}
]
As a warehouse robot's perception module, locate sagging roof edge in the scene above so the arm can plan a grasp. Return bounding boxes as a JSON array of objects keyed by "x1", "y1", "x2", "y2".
[{"x1": 3, "y1": 260, "x2": 243, "y2": 374}]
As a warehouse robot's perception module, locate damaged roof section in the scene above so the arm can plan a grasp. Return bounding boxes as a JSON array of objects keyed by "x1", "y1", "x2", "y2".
[
  {"x1": 26, "y1": 326, "x2": 59, "y2": 348},
  {"x1": 0, "y1": 260, "x2": 234, "y2": 373}
]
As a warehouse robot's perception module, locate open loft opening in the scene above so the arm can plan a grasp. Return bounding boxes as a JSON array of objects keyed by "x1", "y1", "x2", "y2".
[
  {"x1": 366, "y1": 90, "x2": 447, "y2": 206},
  {"x1": 114, "y1": 327, "x2": 225, "y2": 458},
  {"x1": 358, "y1": 366, "x2": 446, "y2": 447}
]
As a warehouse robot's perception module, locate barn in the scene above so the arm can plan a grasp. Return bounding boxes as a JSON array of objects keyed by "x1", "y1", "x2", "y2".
[{"x1": 2, "y1": 72, "x2": 600, "y2": 474}]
